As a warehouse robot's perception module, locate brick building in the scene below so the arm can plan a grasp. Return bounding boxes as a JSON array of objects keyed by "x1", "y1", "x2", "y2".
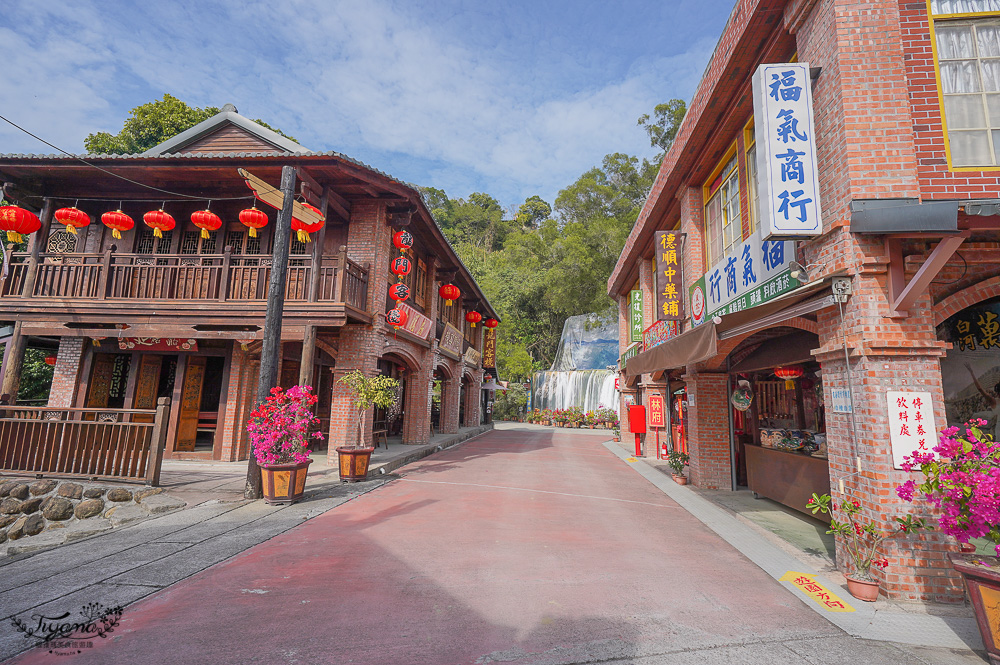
[
  {"x1": 0, "y1": 105, "x2": 496, "y2": 462},
  {"x1": 609, "y1": 0, "x2": 1000, "y2": 603}
]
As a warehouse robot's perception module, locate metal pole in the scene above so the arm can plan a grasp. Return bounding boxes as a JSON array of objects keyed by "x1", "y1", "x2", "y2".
[{"x1": 245, "y1": 165, "x2": 296, "y2": 500}]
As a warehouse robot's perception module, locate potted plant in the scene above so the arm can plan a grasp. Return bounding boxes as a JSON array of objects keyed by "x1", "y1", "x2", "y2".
[
  {"x1": 667, "y1": 450, "x2": 689, "y2": 485},
  {"x1": 611, "y1": 421, "x2": 621, "y2": 442},
  {"x1": 245, "y1": 385, "x2": 323, "y2": 505},
  {"x1": 337, "y1": 370, "x2": 400, "y2": 482},
  {"x1": 896, "y1": 419, "x2": 1000, "y2": 658},
  {"x1": 807, "y1": 493, "x2": 926, "y2": 602},
  {"x1": 542, "y1": 408, "x2": 552, "y2": 426}
]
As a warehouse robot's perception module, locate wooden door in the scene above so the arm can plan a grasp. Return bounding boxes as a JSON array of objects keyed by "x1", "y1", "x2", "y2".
[
  {"x1": 132, "y1": 355, "x2": 163, "y2": 423},
  {"x1": 86, "y1": 354, "x2": 116, "y2": 408},
  {"x1": 175, "y1": 356, "x2": 206, "y2": 451}
]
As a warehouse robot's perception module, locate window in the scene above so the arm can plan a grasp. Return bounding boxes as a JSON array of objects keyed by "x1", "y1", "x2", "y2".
[
  {"x1": 135, "y1": 228, "x2": 173, "y2": 255},
  {"x1": 746, "y1": 141, "x2": 761, "y2": 232},
  {"x1": 438, "y1": 287, "x2": 461, "y2": 328},
  {"x1": 704, "y1": 154, "x2": 742, "y2": 265},
  {"x1": 932, "y1": 3, "x2": 1000, "y2": 165}
]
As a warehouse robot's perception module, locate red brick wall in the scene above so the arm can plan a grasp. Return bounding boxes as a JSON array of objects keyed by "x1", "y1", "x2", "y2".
[
  {"x1": 46, "y1": 337, "x2": 84, "y2": 408},
  {"x1": 683, "y1": 372, "x2": 731, "y2": 489}
]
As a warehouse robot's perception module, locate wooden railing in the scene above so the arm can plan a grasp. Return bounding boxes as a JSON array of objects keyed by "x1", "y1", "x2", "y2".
[
  {"x1": 0, "y1": 398, "x2": 170, "y2": 485},
  {"x1": 1, "y1": 248, "x2": 369, "y2": 311}
]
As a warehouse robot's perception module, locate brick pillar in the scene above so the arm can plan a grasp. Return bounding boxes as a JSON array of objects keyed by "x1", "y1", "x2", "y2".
[
  {"x1": 328, "y1": 325, "x2": 379, "y2": 448},
  {"x1": 47, "y1": 337, "x2": 85, "y2": 407},
  {"x1": 220, "y1": 343, "x2": 247, "y2": 461},
  {"x1": 683, "y1": 371, "x2": 731, "y2": 489},
  {"x1": 402, "y1": 349, "x2": 432, "y2": 445},
  {"x1": 463, "y1": 371, "x2": 482, "y2": 427},
  {"x1": 440, "y1": 360, "x2": 460, "y2": 434}
]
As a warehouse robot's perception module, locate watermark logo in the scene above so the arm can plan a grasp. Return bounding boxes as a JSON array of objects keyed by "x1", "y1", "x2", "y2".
[{"x1": 11, "y1": 602, "x2": 123, "y2": 656}]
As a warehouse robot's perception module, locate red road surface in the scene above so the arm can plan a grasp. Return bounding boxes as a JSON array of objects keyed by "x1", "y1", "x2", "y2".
[{"x1": 9, "y1": 427, "x2": 837, "y2": 664}]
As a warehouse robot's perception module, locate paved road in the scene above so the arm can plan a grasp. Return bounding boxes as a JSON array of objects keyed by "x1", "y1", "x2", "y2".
[{"x1": 6, "y1": 427, "x2": 984, "y2": 664}]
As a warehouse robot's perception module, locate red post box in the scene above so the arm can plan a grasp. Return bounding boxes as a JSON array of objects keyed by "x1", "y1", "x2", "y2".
[{"x1": 628, "y1": 405, "x2": 646, "y2": 456}]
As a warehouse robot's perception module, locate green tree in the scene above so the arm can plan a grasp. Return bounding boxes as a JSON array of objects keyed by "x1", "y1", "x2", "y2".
[
  {"x1": 515, "y1": 195, "x2": 551, "y2": 229},
  {"x1": 16, "y1": 348, "x2": 54, "y2": 403},
  {"x1": 492, "y1": 383, "x2": 527, "y2": 421},
  {"x1": 637, "y1": 99, "x2": 687, "y2": 154},
  {"x1": 85, "y1": 94, "x2": 297, "y2": 155}
]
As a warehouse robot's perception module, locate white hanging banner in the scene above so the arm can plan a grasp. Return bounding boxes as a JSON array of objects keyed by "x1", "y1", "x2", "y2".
[{"x1": 752, "y1": 63, "x2": 822, "y2": 239}]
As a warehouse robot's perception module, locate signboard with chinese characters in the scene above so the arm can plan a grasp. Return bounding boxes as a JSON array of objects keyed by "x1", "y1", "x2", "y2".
[
  {"x1": 619, "y1": 342, "x2": 640, "y2": 369},
  {"x1": 887, "y1": 391, "x2": 937, "y2": 469},
  {"x1": 629, "y1": 290, "x2": 644, "y2": 343},
  {"x1": 654, "y1": 232, "x2": 685, "y2": 321},
  {"x1": 398, "y1": 302, "x2": 433, "y2": 341},
  {"x1": 482, "y1": 327, "x2": 496, "y2": 368},
  {"x1": 949, "y1": 307, "x2": 1000, "y2": 351},
  {"x1": 439, "y1": 323, "x2": 463, "y2": 360},
  {"x1": 118, "y1": 338, "x2": 198, "y2": 352},
  {"x1": 830, "y1": 388, "x2": 853, "y2": 414},
  {"x1": 689, "y1": 228, "x2": 798, "y2": 326},
  {"x1": 642, "y1": 319, "x2": 680, "y2": 352},
  {"x1": 648, "y1": 394, "x2": 665, "y2": 428},
  {"x1": 464, "y1": 346, "x2": 482, "y2": 366},
  {"x1": 752, "y1": 63, "x2": 823, "y2": 239}
]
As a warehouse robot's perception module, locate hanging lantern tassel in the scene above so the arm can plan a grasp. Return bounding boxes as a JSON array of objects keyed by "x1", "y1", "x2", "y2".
[
  {"x1": 774, "y1": 366, "x2": 804, "y2": 391},
  {"x1": 466, "y1": 311, "x2": 482, "y2": 328},
  {"x1": 297, "y1": 229, "x2": 310, "y2": 243},
  {"x1": 0, "y1": 206, "x2": 41, "y2": 244}
]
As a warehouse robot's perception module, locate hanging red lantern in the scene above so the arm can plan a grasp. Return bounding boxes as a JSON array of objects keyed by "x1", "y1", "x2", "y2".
[
  {"x1": 483, "y1": 318, "x2": 499, "y2": 329},
  {"x1": 465, "y1": 311, "x2": 482, "y2": 328},
  {"x1": 393, "y1": 230, "x2": 413, "y2": 254},
  {"x1": 389, "y1": 282, "x2": 410, "y2": 302},
  {"x1": 773, "y1": 366, "x2": 804, "y2": 390},
  {"x1": 239, "y1": 206, "x2": 268, "y2": 238},
  {"x1": 54, "y1": 207, "x2": 91, "y2": 235},
  {"x1": 191, "y1": 209, "x2": 222, "y2": 240},
  {"x1": 143, "y1": 209, "x2": 175, "y2": 239},
  {"x1": 0, "y1": 206, "x2": 41, "y2": 243},
  {"x1": 390, "y1": 256, "x2": 411, "y2": 279},
  {"x1": 101, "y1": 209, "x2": 134, "y2": 240},
  {"x1": 386, "y1": 307, "x2": 408, "y2": 329},
  {"x1": 439, "y1": 283, "x2": 460, "y2": 306},
  {"x1": 44, "y1": 355, "x2": 57, "y2": 366},
  {"x1": 291, "y1": 202, "x2": 324, "y2": 243}
]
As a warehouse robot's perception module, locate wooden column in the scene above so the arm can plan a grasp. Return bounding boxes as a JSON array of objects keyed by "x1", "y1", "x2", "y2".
[
  {"x1": 21, "y1": 198, "x2": 54, "y2": 298},
  {"x1": 0, "y1": 321, "x2": 25, "y2": 401},
  {"x1": 299, "y1": 325, "x2": 317, "y2": 386},
  {"x1": 308, "y1": 187, "x2": 330, "y2": 303},
  {"x1": 246, "y1": 165, "x2": 296, "y2": 500}
]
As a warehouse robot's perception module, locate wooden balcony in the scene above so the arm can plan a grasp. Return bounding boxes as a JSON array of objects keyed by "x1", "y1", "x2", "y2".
[{"x1": 0, "y1": 248, "x2": 372, "y2": 336}]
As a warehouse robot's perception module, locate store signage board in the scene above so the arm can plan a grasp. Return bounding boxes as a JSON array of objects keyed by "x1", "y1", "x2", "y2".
[
  {"x1": 886, "y1": 391, "x2": 937, "y2": 470},
  {"x1": 464, "y1": 346, "x2": 482, "y2": 367},
  {"x1": 482, "y1": 327, "x2": 497, "y2": 368},
  {"x1": 752, "y1": 62, "x2": 822, "y2": 239},
  {"x1": 830, "y1": 388, "x2": 853, "y2": 413},
  {"x1": 439, "y1": 323, "x2": 463, "y2": 360},
  {"x1": 642, "y1": 320, "x2": 680, "y2": 352},
  {"x1": 118, "y1": 337, "x2": 198, "y2": 352},
  {"x1": 629, "y1": 290, "x2": 644, "y2": 343},
  {"x1": 619, "y1": 342, "x2": 640, "y2": 368},
  {"x1": 398, "y1": 302, "x2": 433, "y2": 341},
  {"x1": 689, "y1": 228, "x2": 798, "y2": 326},
  {"x1": 648, "y1": 394, "x2": 665, "y2": 428},
  {"x1": 654, "y1": 232, "x2": 685, "y2": 321}
]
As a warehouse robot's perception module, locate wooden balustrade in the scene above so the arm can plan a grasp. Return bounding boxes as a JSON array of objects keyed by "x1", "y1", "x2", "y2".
[
  {"x1": 0, "y1": 398, "x2": 171, "y2": 485},
  {"x1": 0, "y1": 252, "x2": 367, "y2": 307}
]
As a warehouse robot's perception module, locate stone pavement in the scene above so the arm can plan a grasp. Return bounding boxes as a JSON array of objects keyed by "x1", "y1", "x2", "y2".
[{"x1": 0, "y1": 423, "x2": 492, "y2": 662}]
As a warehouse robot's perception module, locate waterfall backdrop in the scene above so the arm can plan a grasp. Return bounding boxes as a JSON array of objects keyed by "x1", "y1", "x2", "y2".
[{"x1": 532, "y1": 314, "x2": 619, "y2": 413}]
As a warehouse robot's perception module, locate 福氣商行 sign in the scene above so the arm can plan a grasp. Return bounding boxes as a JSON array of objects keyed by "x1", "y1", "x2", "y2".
[{"x1": 752, "y1": 63, "x2": 822, "y2": 239}]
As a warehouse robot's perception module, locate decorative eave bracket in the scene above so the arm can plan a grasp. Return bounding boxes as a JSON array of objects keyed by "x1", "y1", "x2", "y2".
[{"x1": 885, "y1": 231, "x2": 970, "y2": 318}]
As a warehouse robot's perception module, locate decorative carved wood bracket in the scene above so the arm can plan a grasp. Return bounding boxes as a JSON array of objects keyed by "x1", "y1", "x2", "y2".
[{"x1": 885, "y1": 231, "x2": 970, "y2": 318}]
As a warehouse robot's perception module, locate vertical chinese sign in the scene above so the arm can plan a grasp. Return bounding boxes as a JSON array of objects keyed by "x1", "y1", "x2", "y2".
[
  {"x1": 887, "y1": 391, "x2": 937, "y2": 469},
  {"x1": 629, "y1": 289, "x2": 643, "y2": 343},
  {"x1": 483, "y1": 327, "x2": 497, "y2": 369},
  {"x1": 655, "y1": 231, "x2": 684, "y2": 321},
  {"x1": 752, "y1": 63, "x2": 822, "y2": 239},
  {"x1": 648, "y1": 394, "x2": 665, "y2": 429}
]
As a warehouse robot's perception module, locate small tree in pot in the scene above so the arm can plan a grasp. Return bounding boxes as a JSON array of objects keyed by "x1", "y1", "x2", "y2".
[
  {"x1": 667, "y1": 450, "x2": 689, "y2": 485},
  {"x1": 337, "y1": 370, "x2": 399, "y2": 481}
]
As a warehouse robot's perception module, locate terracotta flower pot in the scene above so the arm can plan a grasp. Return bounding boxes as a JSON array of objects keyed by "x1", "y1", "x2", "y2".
[
  {"x1": 951, "y1": 554, "x2": 1000, "y2": 664},
  {"x1": 671, "y1": 474, "x2": 688, "y2": 486},
  {"x1": 845, "y1": 576, "x2": 880, "y2": 602},
  {"x1": 260, "y1": 459, "x2": 312, "y2": 505},
  {"x1": 960, "y1": 542, "x2": 977, "y2": 553},
  {"x1": 336, "y1": 446, "x2": 375, "y2": 482}
]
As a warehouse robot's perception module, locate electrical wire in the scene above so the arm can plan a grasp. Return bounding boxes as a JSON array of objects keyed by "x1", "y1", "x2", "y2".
[{"x1": 0, "y1": 113, "x2": 262, "y2": 202}]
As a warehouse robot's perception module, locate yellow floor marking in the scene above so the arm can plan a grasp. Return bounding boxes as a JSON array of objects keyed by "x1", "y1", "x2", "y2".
[{"x1": 779, "y1": 571, "x2": 854, "y2": 612}]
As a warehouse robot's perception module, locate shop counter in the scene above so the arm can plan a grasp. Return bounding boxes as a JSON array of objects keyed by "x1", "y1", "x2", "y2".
[{"x1": 744, "y1": 444, "x2": 831, "y2": 523}]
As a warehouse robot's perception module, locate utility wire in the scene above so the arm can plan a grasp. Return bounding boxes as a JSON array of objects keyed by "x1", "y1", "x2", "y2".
[{"x1": 0, "y1": 113, "x2": 261, "y2": 202}]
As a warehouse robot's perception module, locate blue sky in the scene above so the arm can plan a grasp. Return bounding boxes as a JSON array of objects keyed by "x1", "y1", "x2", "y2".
[{"x1": 1, "y1": 0, "x2": 734, "y2": 210}]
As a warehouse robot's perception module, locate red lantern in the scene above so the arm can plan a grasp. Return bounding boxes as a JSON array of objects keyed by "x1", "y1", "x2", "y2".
[
  {"x1": 465, "y1": 311, "x2": 482, "y2": 328},
  {"x1": 393, "y1": 230, "x2": 413, "y2": 254},
  {"x1": 44, "y1": 355, "x2": 57, "y2": 366},
  {"x1": 391, "y1": 256, "x2": 411, "y2": 279},
  {"x1": 386, "y1": 307, "x2": 408, "y2": 328},
  {"x1": 54, "y1": 207, "x2": 91, "y2": 235},
  {"x1": 774, "y1": 366, "x2": 804, "y2": 390},
  {"x1": 101, "y1": 210, "x2": 134, "y2": 240},
  {"x1": 291, "y1": 202, "x2": 324, "y2": 243},
  {"x1": 143, "y1": 209, "x2": 175, "y2": 239},
  {"x1": 484, "y1": 318, "x2": 499, "y2": 329},
  {"x1": 389, "y1": 282, "x2": 410, "y2": 302},
  {"x1": 239, "y1": 206, "x2": 268, "y2": 238},
  {"x1": 191, "y1": 209, "x2": 222, "y2": 240},
  {"x1": 0, "y1": 206, "x2": 41, "y2": 243},
  {"x1": 439, "y1": 283, "x2": 460, "y2": 306}
]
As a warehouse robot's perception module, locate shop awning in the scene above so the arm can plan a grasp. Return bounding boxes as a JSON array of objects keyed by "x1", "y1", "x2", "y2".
[{"x1": 624, "y1": 281, "x2": 834, "y2": 379}]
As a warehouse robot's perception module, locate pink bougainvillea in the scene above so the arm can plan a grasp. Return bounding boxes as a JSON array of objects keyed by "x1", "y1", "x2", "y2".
[
  {"x1": 897, "y1": 418, "x2": 1000, "y2": 555},
  {"x1": 246, "y1": 385, "x2": 323, "y2": 466}
]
